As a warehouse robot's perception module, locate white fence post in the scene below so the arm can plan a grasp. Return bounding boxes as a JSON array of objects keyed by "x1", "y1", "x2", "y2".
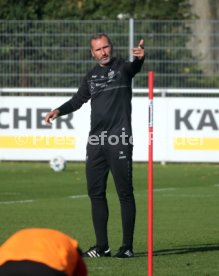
[{"x1": 129, "y1": 18, "x2": 134, "y2": 62}]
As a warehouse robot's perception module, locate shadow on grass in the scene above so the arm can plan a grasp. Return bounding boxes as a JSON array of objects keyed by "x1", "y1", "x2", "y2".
[
  {"x1": 135, "y1": 244, "x2": 219, "y2": 258},
  {"x1": 154, "y1": 244, "x2": 219, "y2": 256},
  {"x1": 135, "y1": 252, "x2": 147, "y2": 257}
]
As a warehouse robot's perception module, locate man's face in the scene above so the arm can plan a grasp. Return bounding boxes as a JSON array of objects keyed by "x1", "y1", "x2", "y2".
[{"x1": 90, "y1": 36, "x2": 112, "y2": 67}]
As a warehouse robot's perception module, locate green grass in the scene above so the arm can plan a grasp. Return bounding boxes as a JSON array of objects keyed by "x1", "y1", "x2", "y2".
[{"x1": 0, "y1": 162, "x2": 219, "y2": 275}]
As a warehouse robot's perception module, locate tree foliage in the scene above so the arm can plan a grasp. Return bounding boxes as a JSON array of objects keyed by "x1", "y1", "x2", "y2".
[
  {"x1": 0, "y1": 1, "x2": 212, "y2": 88},
  {"x1": 0, "y1": 0, "x2": 192, "y2": 20}
]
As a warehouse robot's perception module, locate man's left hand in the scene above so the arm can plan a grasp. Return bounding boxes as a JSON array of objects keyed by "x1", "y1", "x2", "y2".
[{"x1": 132, "y1": 39, "x2": 145, "y2": 60}]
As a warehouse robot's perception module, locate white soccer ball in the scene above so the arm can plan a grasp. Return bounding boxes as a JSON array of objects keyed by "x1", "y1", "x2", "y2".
[{"x1": 49, "y1": 156, "x2": 66, "y2": 172}]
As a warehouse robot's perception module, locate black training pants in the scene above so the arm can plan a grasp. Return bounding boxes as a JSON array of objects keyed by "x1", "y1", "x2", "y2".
[{"x1": 86, "y1": 138, "x2": 136, "y2": 249}]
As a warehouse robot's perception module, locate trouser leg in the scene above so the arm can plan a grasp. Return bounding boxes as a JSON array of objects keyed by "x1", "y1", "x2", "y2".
[
  {"x1": 86, "y1": 143, "x2": 109, "y2": 249},
  {"x1": 106, "y1": 141, "x2": 136, "y2": 248}
]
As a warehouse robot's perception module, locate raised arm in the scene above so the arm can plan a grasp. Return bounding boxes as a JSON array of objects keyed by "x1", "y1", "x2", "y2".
[
  {"x1": 124, "y1": 39, "x2": 145, "y2": 78},
  {"x1": 132, "y1": 39, "x2": 145, "y2": 60}
]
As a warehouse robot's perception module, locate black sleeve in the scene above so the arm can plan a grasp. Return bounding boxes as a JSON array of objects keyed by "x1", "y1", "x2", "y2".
[
  {"x1": 124, "y1": 57, "x2": 145, "y2": 78},
  {"x1": 57, "y1": 77, "x2": 91, "y2": 116}
]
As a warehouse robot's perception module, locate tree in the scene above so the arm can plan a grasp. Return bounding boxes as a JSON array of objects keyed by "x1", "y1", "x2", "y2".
[
  {"x1": 0, "y1": 0, "x2": 192, "y2": 20},
  {"x1": 0, "y1": 0, "x2": 212, "y2": 88}
]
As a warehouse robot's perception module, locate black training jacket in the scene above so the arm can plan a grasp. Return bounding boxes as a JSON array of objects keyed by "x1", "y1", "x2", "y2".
[{"x1": 57, "y1": 57, "x2": 144, "y2": 136}]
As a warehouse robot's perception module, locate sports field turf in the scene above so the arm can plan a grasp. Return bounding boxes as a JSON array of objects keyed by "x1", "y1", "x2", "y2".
[{"x1": 0, "y1": 162, "x2": 219, "y2": 275}]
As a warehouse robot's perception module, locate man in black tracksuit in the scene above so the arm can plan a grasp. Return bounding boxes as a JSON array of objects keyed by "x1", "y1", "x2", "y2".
[{"x1": 45, "y1": 33, "x2": 145, "y2": 258}]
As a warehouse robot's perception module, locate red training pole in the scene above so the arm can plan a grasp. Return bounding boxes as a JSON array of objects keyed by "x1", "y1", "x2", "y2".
[{"x1": 148, "y1": 71, "x2": 154, "y2": 276}]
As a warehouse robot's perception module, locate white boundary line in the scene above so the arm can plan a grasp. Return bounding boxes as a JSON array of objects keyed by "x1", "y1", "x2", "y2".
[
  {"x1": 0, "y1": 195, "x2": 88, "y2": 205},
  {"x1": 154, "y1": 188, "x2": 176, "y2": 192},
  {"x1": 1, "y1": 186, "x2": 217, "y2": 204},
  {"x1": 0, "y1": 199, "x2": 34, "y2": 205},
  {"x1": 68, "y1": 195, "x2": 88, "y2": 199}
]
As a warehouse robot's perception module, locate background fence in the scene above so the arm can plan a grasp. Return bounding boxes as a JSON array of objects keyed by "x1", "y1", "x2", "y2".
[{"x1": 0, "y1": 19, "x2": 219, "y2": 89}]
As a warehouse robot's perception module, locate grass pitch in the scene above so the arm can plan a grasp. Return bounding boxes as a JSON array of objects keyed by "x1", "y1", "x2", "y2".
[{"x1": 0, "y1": 162, "x2": 219, "y2": 275}]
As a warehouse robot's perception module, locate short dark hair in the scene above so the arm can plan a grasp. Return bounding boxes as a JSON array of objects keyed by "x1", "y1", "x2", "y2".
[{"x1": 89, "y1": 33, "x2": 113, "y2": 49}]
